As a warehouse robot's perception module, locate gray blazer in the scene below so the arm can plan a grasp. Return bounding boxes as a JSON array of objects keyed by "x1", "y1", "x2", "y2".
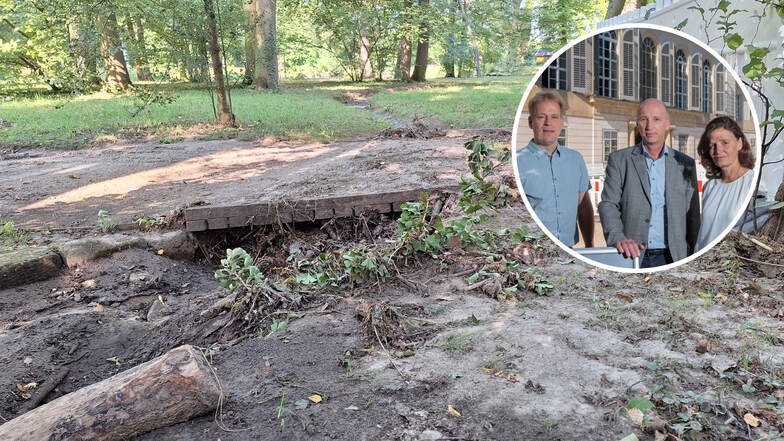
[{"x1": 598, "y1": 143, "x2": 700, "y2": 261}]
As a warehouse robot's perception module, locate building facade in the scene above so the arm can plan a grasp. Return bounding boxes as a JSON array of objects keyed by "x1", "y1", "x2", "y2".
[
  {"x1": 595, "y1": 0, "x2": 782, "y2": 198},
  {"x1": 516, "y1": 28, "x2": 755, "y2": 182}
]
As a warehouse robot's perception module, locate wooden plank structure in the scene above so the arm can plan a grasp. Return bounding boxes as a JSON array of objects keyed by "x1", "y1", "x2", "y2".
[{"x1": 184, "y1": 187, "x2": 458, "y2": 232}]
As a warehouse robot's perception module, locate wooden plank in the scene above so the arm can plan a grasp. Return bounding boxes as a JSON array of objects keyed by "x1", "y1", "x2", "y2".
[
  {"x1": 186, "y1": 219, "x2": 208, "y2": 232},
  {"x1": 355, "y1": 202, "x2": 392, "y2": 215},
  {"x1": 207, "y1": 218, "x2": 229, "y2": 230},
  {"x1": 183, "y1": 187, "x2": 458, "y2": 231}
]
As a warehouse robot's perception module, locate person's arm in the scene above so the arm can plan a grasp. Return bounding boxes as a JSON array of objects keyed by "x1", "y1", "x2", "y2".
[
  {"x1": 577, "y1": 191, "x2": 594, "y2": 248},
  {"x1": 598, "y1": 152, "x2": 644, "y2": 258}
]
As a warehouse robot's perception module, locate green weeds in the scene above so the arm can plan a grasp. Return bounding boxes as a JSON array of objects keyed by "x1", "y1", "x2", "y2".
[
  {"x1": 96, "y1": 210, "x2": 116, "y2": 233},
  {"x1": 0, "y1": 218, "x2": 28, "y2": 250}
]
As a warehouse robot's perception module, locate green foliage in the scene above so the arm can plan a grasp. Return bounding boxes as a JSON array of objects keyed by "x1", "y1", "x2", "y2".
[
  {"x1": 96, "y1": 209, "x2": 116, "y2": 233},
  {"x1": 214, "y1": 247, "x2": 268, "y2": 297},
  {"x1": 133, "y1": 216, "x2": 169, "y2": 229},
  {"x1": 0, "y1": 218, "x2": 28, "y2": 250},
  {"x1": 441, "y1": 332, "x2": 475, "y2": 354},
  {"x1": 129, "y1": 88, "x2": 179, "y2": 117},
  {"x1": 458, "y1": 137, "x2": 509, "y2": 214}
]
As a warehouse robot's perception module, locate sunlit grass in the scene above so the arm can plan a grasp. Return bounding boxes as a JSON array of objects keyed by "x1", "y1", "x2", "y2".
[
  {"x1": 0, "y1": 87, "x2": 389, "y2": 149},
  {"x1": 0, "y1": 70, "x2": 537, "y2": 150}
]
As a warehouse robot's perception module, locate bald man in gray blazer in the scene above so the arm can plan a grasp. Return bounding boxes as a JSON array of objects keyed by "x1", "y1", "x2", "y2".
[{"x1": 599, "y1": 99, "x2": 700, "y2": 267}]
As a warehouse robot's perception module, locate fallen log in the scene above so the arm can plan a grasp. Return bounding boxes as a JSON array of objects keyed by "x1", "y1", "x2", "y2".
[{"x1": 0, "y1": 345, "x2": 222, "y2": 441}]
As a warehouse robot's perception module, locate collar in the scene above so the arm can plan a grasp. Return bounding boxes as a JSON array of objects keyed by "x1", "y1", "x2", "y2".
[
  {"x1": 527, "y1": 139, "x2": 561, "y2": 157},
  {"x1": 642, "y1": 144, "x2": 669, "y2": 161}
]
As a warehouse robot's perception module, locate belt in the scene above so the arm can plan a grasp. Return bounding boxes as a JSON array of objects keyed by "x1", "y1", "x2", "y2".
[{"x1": 644, "y1": 248, "x2": 668, "y2": 256}]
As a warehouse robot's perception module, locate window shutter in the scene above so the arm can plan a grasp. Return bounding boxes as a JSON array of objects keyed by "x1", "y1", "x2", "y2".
[
  {"x1": 660, "y1": 43, "x2": 672, "y2": 106},
  {"x1": 690, "y1": 54, "x2": 701, "y2": 111},
  {"x1": 572, "y1": 41, "x2": 587, "y2": 93},
  {"x1": 633, "y1": 30, "x2": 640, "y2": 102},
  {"x1": 622, "y1": 31, "x2": 635, "y2": 100},
  {"x1": 715, "y1": 65, "x2": 725, "y2": 114}
]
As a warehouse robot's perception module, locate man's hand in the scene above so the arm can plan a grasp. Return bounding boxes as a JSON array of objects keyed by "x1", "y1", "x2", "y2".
[{"x1": 614, "y1": 238, "x2": 644, "y2": 259}]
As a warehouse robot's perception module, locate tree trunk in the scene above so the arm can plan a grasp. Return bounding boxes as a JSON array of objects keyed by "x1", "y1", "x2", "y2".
[
  {"x1": 517, "y1": 0, "x2": 533, "y2": 62},
  {"x1": 101, "y1": 11, "x2": 132, "y2": 90},
  {"x1": 134, "y1": 18, "x2": 152, "y2": 81},
  {"x1": 457, "y1": 0, "x2": 481, "y2": 77},
  {"x1": 242, "y1": 0, "x2": 256, "y2": 85},
  {"x1": 411, "y1": 0, "x2": 430, "y2": 82},
  {"x1": 0, "y1": 345, "x2": 221, "y2": 441},
  {"x1": 204, "y1": 0, "x2": 235, "y2": 125},
  {"x1": 395, "y1": 35, "x2": 412, "y2": 81},
  {"x1": 760, "y1": 181, "x2": 784, "y2": 241},
  {"x1": 359, "y1": 26, "x2": 373, "y2": 81},
  {"x1": 253, "y1": 0, "x2": 279, "y2": 90},
  {"x1": 605, "y1": 0, "x2": 628, "y2": 19}
]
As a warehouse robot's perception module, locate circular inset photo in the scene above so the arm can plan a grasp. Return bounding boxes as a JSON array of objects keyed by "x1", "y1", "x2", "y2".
[{"x1": 512, "y1": 23, "x2": 761, "y2": 273}]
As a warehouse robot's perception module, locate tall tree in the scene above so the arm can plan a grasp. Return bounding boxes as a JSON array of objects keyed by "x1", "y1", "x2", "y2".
[
  {"x1": 101, "y1": 10, "x2": 132, "y2": 90},
  {"x1": 252, "y1": 0, "x2": 279, "y2": 90},
  {"x1": 203, "y1": 0, "x2": 235, "y2": 125},
  {"x1": 411, "y1": 0, "x2": 430, "y2": 82},
  {"x1": 394, "y1": 0, "x2": 413, "y2": 81},
  {"x1": 133, "y1": 18, "x2": 152, "y2": 81},
  {"x1": 359, "y1": 25, "x2": 372, "y2": 80},
  {"x1": 242, "y1": 0, "x2": 256, "y2": 85},
  {"x1": 605, "y1": 0, "x2": 628, "y2": 19},
  {"x1": 457, "y1": 0, "x2": 480, "y2": 77},
  {"x1": 517, "y1": 0, "x2": 534, "y2": 61}
]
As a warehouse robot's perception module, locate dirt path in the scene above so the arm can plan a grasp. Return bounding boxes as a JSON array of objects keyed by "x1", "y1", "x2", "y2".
[{"x1": 0, "y1": 135, "x2": 482, "y2": 231}]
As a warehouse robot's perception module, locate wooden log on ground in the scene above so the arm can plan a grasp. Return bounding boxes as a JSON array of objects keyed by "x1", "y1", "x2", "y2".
[{"x1": 0, "y1": 345, "x2": 221, "y2": 441}]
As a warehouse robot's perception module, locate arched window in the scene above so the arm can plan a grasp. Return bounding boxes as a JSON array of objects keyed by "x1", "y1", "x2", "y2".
[
  {"x1": 542, "y1": 52, "x2": 568, "y2": 91},
  {"x1": 640, "y1": 37, "x2": 657, "y2": 100},
  {"x1": 691, "y1": 54, "x2": 701, "y2": 110},
  {"x1": 715, "y1": 64, "x2": 725, "y2": 113},
  {"x1": 703, "y1": 60, "x2": 712, "y2": 113},
  {"x1": 660, "y1": 43, "x2": 672, "y2": 105},
  {"x1": 674, "y1": 50, "x2": 687, "y2": 109},
  {"x1": 595, "y1": 31, "x2": 618, "y2": 98}
]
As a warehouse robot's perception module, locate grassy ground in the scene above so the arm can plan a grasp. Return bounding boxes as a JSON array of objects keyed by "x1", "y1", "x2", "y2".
[
  {"x1": 369, "y1": 72, "x2": 536, "y2": 129},
  {"x1": 0, "y1": 70, "x2": 536, "y2": 150}
]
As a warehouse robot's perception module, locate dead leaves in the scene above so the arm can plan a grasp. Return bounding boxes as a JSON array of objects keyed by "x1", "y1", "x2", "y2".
[
  {"x1": 695, "y1": 339, "x2": 712, "y2": 353},
  {"x1": 308, "y1": 394, "x2": 322, "y2": 404},
  {"x1": 481, "y1": 366, "x2": 520, "y2": 383},
  {"x1": 743, "y1": 412, "x2": 760, "y2": 427},
  {"x1": 16, "y1": 382, "x2": 38, "y2": 392},
  {"x1": 447, "y1": 404, "x2": 461, "y2": 417}
]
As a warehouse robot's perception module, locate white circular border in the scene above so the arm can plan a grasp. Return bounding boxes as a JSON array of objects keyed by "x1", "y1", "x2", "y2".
[{"x1": 511, "y1": 22, "x2": 763, "y2": 274}]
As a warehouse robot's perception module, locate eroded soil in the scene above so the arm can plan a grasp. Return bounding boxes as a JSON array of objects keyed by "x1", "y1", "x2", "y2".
[{"x1": 2, "y1": 202, "x2": 783, "y2": 441}]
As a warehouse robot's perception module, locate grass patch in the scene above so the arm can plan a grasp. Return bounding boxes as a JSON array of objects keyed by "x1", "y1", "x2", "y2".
[
  {"x1": 441, "y1": 332, "x2": 476, "y2": 355},
  {"x1": 369, "y1": 72, "x2": 536, "y2": 129},
  {"x1": 0, "y1": 218, "x2": 28, "y2": 251},
  {"x1": 0, "y1": 85, "x2": 389, "y2": 150}
]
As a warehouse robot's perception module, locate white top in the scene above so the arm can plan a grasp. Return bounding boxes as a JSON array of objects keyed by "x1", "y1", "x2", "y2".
[{"x1": 696, "y1": 170, "x2": 754, "y2": 251}]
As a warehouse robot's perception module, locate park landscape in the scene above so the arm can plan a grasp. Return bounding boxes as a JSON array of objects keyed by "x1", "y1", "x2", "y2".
[{"x1": 1, "y1": 0, "x2": 784, "y2": 440}]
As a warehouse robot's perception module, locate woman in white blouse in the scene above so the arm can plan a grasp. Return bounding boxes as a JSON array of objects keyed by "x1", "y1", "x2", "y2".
[{"x1": 695, "y1": 116, "x2": 756, "y2": 251}]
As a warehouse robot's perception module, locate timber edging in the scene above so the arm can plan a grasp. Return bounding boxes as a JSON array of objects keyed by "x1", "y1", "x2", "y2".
[{"x1": 184, "y1": 187, "x2": 460, "y2": 232}]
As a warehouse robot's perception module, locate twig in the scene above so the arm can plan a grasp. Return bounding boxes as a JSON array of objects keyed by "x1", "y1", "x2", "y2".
[
  {"x1": 735, "y1": 255, "x2": 784, "y2": 268},
  {"x1": 195, "y1": 346, "x2": 249, "y2": 433},
  {"x1": 373, "y1": 325, "x2": 408, "y2": 380},
  {"x1": 748, "y1": 236, "x2": 773, "y2": 252},
  {"x1": 17, "y1": 368, "x2": 70, "y2": 413},
  {"x1": 462, "y1": 277, "x2": 496, "y2": 292}
]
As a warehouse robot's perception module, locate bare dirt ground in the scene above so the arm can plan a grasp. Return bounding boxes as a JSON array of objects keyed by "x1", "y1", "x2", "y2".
[
  {"x1": 1, "y1": 134, "x2": 783, "y2": 441},
  {"x1": 0, "y1": 131, "x2": 508, "y2": 231}
]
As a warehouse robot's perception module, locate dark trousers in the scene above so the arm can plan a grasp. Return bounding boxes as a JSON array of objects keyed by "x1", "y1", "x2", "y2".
[{"x1": 641, "y1": 248, "x2": 673, "y2": 268}]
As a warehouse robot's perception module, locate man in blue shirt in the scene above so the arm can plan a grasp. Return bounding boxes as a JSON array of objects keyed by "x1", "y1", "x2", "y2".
[
  {"x1": 598, "y1": 98, "x2": 700, "y2": 268},
  {"x1": 516, "y1": 91, "x2": 594, "y2": 248}
]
